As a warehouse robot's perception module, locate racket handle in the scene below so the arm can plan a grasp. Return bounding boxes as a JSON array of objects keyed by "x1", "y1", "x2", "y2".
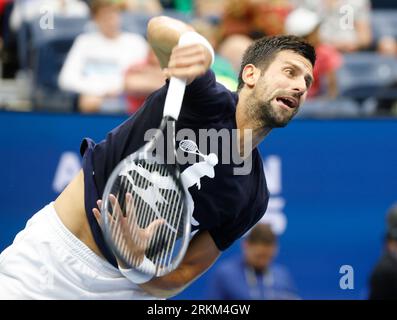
[
  {"x1": 163, "y1": 31, "x2": 213, "y2": 120},
  {"x1": 163, "y1": 76, "x2": 187, "y2": 120}
]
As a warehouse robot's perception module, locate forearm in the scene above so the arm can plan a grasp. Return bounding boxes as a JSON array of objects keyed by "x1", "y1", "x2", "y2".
[
  {"x1": 147, "y1": 16, "x2": 194, "y2": 69},
  {"x1": 139, "y1": 264, "x2": 198, "y2": 298},
  {"x1": 138, "y1": 230, "x2": 220, "y2": 298}
]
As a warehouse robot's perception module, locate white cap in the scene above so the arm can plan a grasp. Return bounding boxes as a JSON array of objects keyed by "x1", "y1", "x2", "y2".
[{"x1": 285, "y1": 7, "x2": 320, "y2": 37}]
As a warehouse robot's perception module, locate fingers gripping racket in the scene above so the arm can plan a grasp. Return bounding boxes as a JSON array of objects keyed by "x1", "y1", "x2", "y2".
[{"x1": 101, "y1": 36, "x2": 193, "y2": 279}]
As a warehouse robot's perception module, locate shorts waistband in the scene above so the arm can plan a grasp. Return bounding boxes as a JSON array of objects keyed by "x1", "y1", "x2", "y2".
[{"x1": 45, "y1": 202, "x2": 121, "y2": 278}]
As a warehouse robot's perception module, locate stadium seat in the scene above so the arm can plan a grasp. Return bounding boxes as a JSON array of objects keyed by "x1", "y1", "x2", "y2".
[
  {"x1": 337, "y1": 53, "x2": 397, "y2": 99},
  {"x1": 297, "y1": 98, "x2": 361, "y2": 118},
  {"x1": 121, "y1": 12, "x2": 152, "y2": 37},
  {"x1": 371, "y1": 10, "x2": 397, "y2": 43},
  {"x1": 30, "y1": 16, "x2": 89, "y2": 49},
  {"x1": 17, "y1": 16, "x2": 89, "y2": 71},
  {"x1": 29, "y1": 16, "x2": 89, "y2": 112},
  {"x1": 32, "y1": 35, "x2": 78, "y2": 112},
  {"x1": 17, "y1": 21, "x2": 32, "y2": 70}
]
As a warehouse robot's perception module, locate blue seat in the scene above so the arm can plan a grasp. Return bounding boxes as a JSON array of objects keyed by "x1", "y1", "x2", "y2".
[
  {"x1": 337, "y1": 53, "x2": 397, "y2": 99},
  {"x1": 121, "y1": 10, "x2": 193, "y2": 38},
  {"x1": 297, "y1": 98, "x2": 361, "y2": 118},
  {"x1": 30, "y1": 16, "x2": 89, "y2": 49},
  {"x1": 31, "y1": 35, "x2": 78, "y2": 111},
  {"x1": 371, "y1": 10, "x2": 397, "y2": 42},
  {"x1": 29, "y1": 16, "x2": 89, "y2": 111},
  {"x1": 121, "y1": 12, "x2": 152, "y2": 37},
  {"x1": 17, "y1": 21, "x2": 32, "y2": 70},
  {"x1": 17, "y1": 15, "x2": 89, "y2": 70}
]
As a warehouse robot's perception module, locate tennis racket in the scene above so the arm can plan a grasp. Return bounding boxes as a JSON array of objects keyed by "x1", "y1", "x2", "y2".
[
  {"x1": 100, "y1": 37, "x2": 193, "y2": 278},
  {"x1": 179, "y1": 140, "x2": 207, "y2": 159}
]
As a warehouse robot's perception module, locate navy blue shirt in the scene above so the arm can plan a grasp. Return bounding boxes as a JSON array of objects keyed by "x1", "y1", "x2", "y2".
[{"x1": 80, "y1": 70, "x2": 269, "y2": 267}]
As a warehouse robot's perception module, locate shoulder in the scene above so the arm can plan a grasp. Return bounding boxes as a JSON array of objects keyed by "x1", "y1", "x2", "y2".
[{"x1": 182, "y1": 70, "x2": 237, "y2": 116}]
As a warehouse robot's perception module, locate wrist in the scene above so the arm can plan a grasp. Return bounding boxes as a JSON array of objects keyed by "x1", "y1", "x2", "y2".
[
  {"x1": 179, "y1": 31, "x2": 215, "y2": 67},
  {"x1": 119, "y1": 255, "x2": 156, "y2": 284}
]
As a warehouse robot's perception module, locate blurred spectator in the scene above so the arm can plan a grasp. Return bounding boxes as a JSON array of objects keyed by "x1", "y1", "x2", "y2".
[
  {"x1": 285, "y1": 7, "x2": 342, "y2": 99},
  {"x1": 377, "y1": 36, "x2": 397, "y2": 57},
  {"x1": 1, "y1": 0, "x2": 17, "y2": 78},
  {"x1": 195, "y1": 0, "x2": 226, "y2": 22},
  {"x1": 124, "y1": 49, "x2": 165, "y2": 113},
  {"x1": 368, "y1": 204, "x2": 397, "y2": 299},
  {"x1": 59, "y1": 0, "x2": 164, "y2": 114},
  {"x1": 221, "y1": 0, "x2": 293, "y2": 40},
  {"x1": 122, "y1": 0, "x2": 163, "y2": 15},
  {"x1": 160, "y1": 0, "x2": 226, "y2": 21},
  {"x1": 0, "y1": 0, "x2": 10, "y2": 20},
  {"x1": 218, "y1": 34, "x2": 253, "y2": 76},
  {"x1": 192, "y1": 19, "x2": 240, "y2": 90},
  {"x1": 0, "y1": 0, "x2": 11, "y2": 48},
  {"x1": 10, "y1": 0, "x2": 89, "y2": 32},
  {"x1": 292, "y1": 0, "x2": 373, "y2": 52},
  {"x1": 206, "y1": 224, "x2": 299, "y2": 300}
]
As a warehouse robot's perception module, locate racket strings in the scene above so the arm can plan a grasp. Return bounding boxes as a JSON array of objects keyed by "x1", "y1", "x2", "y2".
[
  {"x1": 152, "y1": 171, "x2": 181, "y2": 273},
  {"x1": 109, "y1": 160, "x2": 185, "y2": 276}
]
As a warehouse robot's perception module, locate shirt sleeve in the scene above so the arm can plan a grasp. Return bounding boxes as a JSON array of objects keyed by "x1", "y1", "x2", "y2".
[{"x1": 181, "y1": 69, "x2": 236, "y2": 119}]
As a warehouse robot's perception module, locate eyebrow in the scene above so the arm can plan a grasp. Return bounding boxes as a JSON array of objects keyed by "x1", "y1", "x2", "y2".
[{"x1": 284, "y1": 61, "x2": 314, "y2": 87}]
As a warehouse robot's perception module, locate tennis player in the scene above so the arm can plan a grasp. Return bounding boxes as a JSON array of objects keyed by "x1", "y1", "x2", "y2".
[{"x1": 0, "y1": 16, "x2": 315, "y2": 299}]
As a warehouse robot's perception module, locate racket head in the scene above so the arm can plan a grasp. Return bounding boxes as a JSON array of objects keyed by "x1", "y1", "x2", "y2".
[
  {"x1": 101, "y1": 119, "x2": 191, "y2": 277},
  {"x1": 179, "y1": 139, "x2": 199, "y2": 153}
]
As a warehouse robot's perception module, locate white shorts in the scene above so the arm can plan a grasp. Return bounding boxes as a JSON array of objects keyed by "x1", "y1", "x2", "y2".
[{"x1": 0, "y1": 203, "x2": 157, "y2": 300}]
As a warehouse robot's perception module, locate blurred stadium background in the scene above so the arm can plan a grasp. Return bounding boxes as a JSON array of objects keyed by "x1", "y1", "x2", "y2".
[{"x1": 0, "y1": 0, "x2": 397, "y2": 299}]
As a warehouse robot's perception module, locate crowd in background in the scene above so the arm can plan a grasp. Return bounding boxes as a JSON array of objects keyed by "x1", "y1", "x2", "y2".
[{"x1": 0, "y1": 0, "x2": 397, "y2": 116}]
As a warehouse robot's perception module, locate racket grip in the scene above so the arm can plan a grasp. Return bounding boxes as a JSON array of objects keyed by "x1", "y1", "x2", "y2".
[
  {"x1": 163, "y1": 76, "x2": 187, "y2": 120},
  {"x1": 163, "y1": 31, "x2": 214, "y2": 120}
]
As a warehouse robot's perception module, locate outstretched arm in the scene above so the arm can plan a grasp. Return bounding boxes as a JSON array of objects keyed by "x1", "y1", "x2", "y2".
[
  {"x1": 147, "y1": 16, "x2": 213, "y2": 84},
  {"x1": 140, "y1": 230, "x2": 220, "y2": 298},
  {"x1": 93, "y1": 199, "x2": 220, "y2": 299}
]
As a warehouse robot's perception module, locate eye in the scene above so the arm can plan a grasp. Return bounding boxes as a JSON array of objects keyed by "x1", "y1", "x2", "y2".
[{"x1": 284, "y1": 68, "x2": 294, "y2": 77}]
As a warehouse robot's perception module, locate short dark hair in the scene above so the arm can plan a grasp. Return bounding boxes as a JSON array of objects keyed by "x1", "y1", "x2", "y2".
[
  {"x1": 237, "y1": 35, "x2": 316, "y2": 90},
  {"x1": 246, "y1": 223, "x2": 276, "y2": 245}
]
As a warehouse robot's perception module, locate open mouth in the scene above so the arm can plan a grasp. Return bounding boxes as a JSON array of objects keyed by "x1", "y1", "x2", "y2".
[{"x1": 275, "y1": 96, "x2": 299, "y2": 109}]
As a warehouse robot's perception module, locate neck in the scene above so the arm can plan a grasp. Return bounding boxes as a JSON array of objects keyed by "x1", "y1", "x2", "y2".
[{"x1": 236, "y1": 93, "x2": 272, "y2": 158}]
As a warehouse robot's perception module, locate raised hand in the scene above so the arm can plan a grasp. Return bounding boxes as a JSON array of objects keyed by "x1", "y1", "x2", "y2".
[{"x1": 162, "y1": 43, "x2": 212, "y2": 84}]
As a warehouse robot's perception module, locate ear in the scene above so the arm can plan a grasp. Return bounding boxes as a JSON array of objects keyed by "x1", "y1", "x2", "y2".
[{"x1": 241, "y1": 64, "x2": 261, "y2": 89}]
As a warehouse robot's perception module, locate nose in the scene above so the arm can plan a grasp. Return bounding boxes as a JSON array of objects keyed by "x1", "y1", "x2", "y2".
[{"x1": 292, "y1": 76, "x2": 307, "y2": 96}]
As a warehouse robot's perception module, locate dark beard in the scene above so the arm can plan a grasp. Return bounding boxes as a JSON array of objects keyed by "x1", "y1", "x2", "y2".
[{"x1": 250, "y1": 99, "x2": 294, "y2": 128}]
